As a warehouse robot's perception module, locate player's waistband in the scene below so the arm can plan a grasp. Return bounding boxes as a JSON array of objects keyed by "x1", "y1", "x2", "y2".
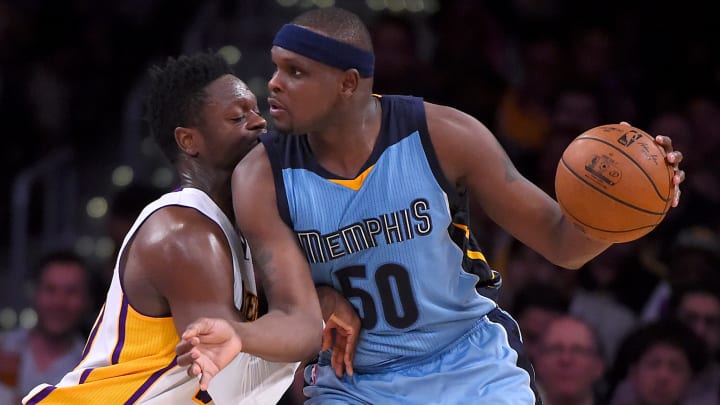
[{"x1": 321, "y1": 307, "x2": 500, "y2": 374}]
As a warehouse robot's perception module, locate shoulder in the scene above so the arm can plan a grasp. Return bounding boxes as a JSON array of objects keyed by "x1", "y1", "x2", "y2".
[
  {"x1": 422, "y1": 101, "x2": 495, "y2": 182},
  {"x1": 233, "y1": 142, "x2": 274, "y2": 194},
  {"x1": 133, "y1": 205, "x2": 226, "y2": 261},
  {"x1": 423, "y1": 100, "x2": 496, "y2": 151},
  {"x1": 424, "y1": 101, "x2": 488, "y2": 134},
  {"x1": 236, "y1": 140, "x2": 270, "y2": 173}
]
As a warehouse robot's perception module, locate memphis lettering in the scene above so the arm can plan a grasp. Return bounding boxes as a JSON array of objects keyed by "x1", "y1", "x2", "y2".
[{"x1": 297, "y1": 198, "x2": 433, "y2": 264}]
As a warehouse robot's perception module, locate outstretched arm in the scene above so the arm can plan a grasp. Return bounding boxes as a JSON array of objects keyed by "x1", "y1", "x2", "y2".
[
  {"x1": 176, "y1": 294, "x2": 334, "y2": 391},
  {"x1": 425, "y1": 104, "x2": 685, "y2": 269}
]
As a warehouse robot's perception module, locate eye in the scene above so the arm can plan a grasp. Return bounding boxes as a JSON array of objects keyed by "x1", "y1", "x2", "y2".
[
  {"x1": 289, "y1": 66, "x2": 303, "y2": 77},
  {"x1": 231, "y1": 115, "x2": 247, "y2": 123}
]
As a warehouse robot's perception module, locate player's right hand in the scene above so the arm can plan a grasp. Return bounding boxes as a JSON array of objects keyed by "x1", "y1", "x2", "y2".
[
  {"x1": 319, "y1": 288, "x2": 361, "y2": 377},
  {"x1": 176, "y1": 317, "x2": 243, "y2": 390}
]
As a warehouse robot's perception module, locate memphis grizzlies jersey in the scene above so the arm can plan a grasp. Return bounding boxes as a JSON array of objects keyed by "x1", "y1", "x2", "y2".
[
  {"x1": 263, "y1": 95, "x2": 501, "y2": 372},
  {"x1": 24, "y1": 188, "x2": 296, "y2": 404}
]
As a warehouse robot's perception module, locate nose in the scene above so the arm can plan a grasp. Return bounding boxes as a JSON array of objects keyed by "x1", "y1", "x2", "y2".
[
  {"x1": 268, "y1": 70, "x2": 282, "y2": 94},
  {"x1": 248, "y1": 110, "x2": 267, "y2": 131}
]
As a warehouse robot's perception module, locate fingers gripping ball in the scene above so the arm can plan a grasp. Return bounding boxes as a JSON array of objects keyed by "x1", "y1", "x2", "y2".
[{"x1": 555, "y1": 124, "x2": 674, "y2": 243}]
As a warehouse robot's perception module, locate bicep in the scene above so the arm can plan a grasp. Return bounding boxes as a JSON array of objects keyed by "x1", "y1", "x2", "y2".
[
  {"x1": 427, "y1": 103, "x2": 564, "y2": 255},
  {"x1": 148, "y1": 220, "x2": 242, "y2": 336}
]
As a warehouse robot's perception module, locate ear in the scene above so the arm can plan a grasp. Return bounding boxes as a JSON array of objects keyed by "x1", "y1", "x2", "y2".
[
  {"x1": 175, "y1": 126, "x2": 200, "y2": 157},
  {"x1": 340, "y1": 69, "x2": 360, "y2": 97}
]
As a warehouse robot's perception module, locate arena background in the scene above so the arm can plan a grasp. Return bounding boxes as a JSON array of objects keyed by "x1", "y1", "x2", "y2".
[{"x1": 1, "y1": 0, "x2": 718, "y2": 337}]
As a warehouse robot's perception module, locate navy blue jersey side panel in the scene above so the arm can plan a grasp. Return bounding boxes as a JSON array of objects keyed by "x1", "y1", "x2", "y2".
[
  {"x1": 408, "y1": 98, "x2": 460, "y2": 207},
  {"x1": 400, "y1": 97, "x2": 500, "y2": 297}
]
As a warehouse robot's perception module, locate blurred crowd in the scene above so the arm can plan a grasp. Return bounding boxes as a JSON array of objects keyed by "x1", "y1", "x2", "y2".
[{"x1": 1, "y1": 0, "x2": 719, "y2": 404}]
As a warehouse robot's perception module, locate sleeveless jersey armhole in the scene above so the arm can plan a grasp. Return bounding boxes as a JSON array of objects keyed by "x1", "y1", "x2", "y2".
[{"x1": 411, "y1": 98, "x2": 462, "y2": 208}]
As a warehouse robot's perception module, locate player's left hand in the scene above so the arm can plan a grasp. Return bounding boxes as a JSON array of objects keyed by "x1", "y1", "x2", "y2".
[
  {"x1": 176, "y1": 317, "x2": 243, "y2": 390},
  {"x1": 653, "y1": 135, "x2": 685, "y2": 207}
]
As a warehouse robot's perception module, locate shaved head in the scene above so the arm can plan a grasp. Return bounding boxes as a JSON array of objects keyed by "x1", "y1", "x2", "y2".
[{"x1": 291, "y1": 7, "x2": 373, "y2": 53}]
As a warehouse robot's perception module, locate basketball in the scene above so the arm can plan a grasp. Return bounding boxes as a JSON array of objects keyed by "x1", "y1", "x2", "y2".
[{"x1": 555, "y1": 124, "x2": 674, "y2": 243}]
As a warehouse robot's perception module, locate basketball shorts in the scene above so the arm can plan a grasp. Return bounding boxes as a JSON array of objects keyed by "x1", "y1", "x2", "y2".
[{"x1": 303, "y1": 307, "x2": 541, "y2": 404}]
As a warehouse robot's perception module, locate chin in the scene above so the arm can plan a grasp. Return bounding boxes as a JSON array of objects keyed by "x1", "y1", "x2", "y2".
[{"x1": 273, "y1": 127, "x2": 292, "y2": 135}]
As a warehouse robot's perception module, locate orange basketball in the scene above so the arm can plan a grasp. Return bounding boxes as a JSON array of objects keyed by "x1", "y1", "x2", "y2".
[{"x1": 555, "y1": 124, "x2": 674, "y2": 243}]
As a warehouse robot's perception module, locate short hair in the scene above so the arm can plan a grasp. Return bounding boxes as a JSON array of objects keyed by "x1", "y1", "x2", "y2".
[
  {"x1": 512, "y1": 281, "x2": 570, "y2": 318},
  {"x1": 544, "y1": 315, "x2": 606, "y2": 361},
  {"x1": 611, "y1": 319, "x2": 707, "y2": 382},
  {"x1": 145, "y1": 52, "x2": 235, "y2": 163},
  {"x1": 31, "y1": 250, "x2": 89, "y2": 287},
  {"x1": 291, "y1": 7, "x2": 373, "y2": 53},
  {"x1": 668, "y1": 280, "x2": 720, "y2": 313}
]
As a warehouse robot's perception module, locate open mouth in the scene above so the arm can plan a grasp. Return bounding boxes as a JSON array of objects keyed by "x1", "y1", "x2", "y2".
[{"x1": 267, "y1": 97, "x2": 286, "y2": 113}]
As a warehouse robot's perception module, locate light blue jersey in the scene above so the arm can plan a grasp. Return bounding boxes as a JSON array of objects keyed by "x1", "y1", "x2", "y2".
[{"x1": 263, "y1": 95, "x2": 539, "y2": 404}]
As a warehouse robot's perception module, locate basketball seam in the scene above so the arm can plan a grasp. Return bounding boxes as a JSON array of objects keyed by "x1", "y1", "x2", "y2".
[
  {"x1": 575, "y1": 136, "x2": 671, "y2": 202},
  {"x1": 557, "y1": 198, "x2": 658, "y2": 234},
  {"x1": 560, "y1": 158, "x2": 667, "y2": 216}
]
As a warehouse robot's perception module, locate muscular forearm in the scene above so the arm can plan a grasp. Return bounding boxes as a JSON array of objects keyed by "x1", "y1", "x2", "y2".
[
  {"x1": 316, "y1": 285, "x2": 339, "y2": 321},
  {"x1": 548, "y1": 212, "x2": 613, "y2": 269},
  {"x1": 235, "y1": 309, "x2": 322, "y2": 363}
]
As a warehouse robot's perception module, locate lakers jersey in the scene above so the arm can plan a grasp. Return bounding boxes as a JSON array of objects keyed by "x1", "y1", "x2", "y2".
[
  {"x1": 262, "y1": 95, "x2": 501, "y2": 372},
  {"x1": 23, "y1": 188, "x2": 298, "y2": 404}
]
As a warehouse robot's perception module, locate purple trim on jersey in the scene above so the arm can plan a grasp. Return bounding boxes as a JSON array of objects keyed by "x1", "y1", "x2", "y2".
[
  {"x1": 82, "y1": 306, "x2": 105, "y2": 359},
  {"x1": 125, "y1": 358, "x2": 178, "y2": 404},
  {"x1": 24, "y1": 386, "x2": 56, "y2": 404},
  {"x1": 112, "y1": 295, "x2": 130, "y2": 364},
  {"x1": 79, "y1": 368, "x2": 93, "y2": 384}
]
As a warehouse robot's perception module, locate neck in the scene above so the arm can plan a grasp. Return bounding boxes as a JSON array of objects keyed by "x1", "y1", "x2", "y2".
[
  {"x1": 307, "y1": 95, "x2": 380, "y2": 178},
  {"x1": 177, "y1": 160, "x2": 234, "y2": 218}
]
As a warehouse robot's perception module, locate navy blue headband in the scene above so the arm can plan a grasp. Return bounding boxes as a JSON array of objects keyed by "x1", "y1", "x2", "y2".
[{"x1": 272, "y1": 24, "x2": 374, "y2": 78}]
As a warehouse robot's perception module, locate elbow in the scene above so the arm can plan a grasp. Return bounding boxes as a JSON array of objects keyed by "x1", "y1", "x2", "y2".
[
  {"x1": 547, "y1": 245, "x2": 602, "y2": 270},
  {"x1": 291, "y1": 310, "x2": 323, "y2": 361},
  {"x1": 556, "y1": 260, "x2": 586, "y2": 271},
  {"x1": 305, "y1": 314, "x2": 324, "y2": 359}
]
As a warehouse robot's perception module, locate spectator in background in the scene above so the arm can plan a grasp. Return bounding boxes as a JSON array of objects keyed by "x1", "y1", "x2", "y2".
[
  {"x1": 534, "y1": 316, "x2": 606, "y2": 405},
  {"x1": 369, "y1": 13, "x2": 436, "y2": 98},
  {"x1": 0, "y1": 384, "x2": 14, "y2": 404},
  {"x1": 536, "y1": 86, "x2": 602, "y2": 194},
  {"x1": 496, "y1": 238, "x2": 563, "y2": 310},
  {"x1": 430, "y1": 0, "x2": 509, "y2": 125},
  {"x1": 495, "y1": 26, "x2": 564, "y2": 179},
  {"x1": 669, "y1": 282, "x2": 720, "y2": 404},
  {"x1": 642, "y1": 226, "x2": 720, "y2": 323},
  {"x1": 565, "y1": 25, "x2": 638, "y2": 124},
  {"x1": 570, "y1": 244, "x2": 638, "y2": 365},
  {"x1": 648, "y1": 106, "x2": 720, "y2": 249},
  {"x1": 103, "y1": 183, "x2": 163, "y2": 285},
  {"x1": 0, "y1": 250, "x2": 91, "y2": 401},
  {"x1": 609, "y1": 319, "x2": 707, "y2": 405},
  {"x1": 511, "y1": 281, "x2": 570, "y2": 364}
]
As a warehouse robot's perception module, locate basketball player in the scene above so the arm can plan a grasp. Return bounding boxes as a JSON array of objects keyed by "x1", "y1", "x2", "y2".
[
  {"x1": 23, "y1": 52, "x2": 322, "y2": 404},
  {"x1": 178, "y1": 8, "x2": 685, "y2": 404}
]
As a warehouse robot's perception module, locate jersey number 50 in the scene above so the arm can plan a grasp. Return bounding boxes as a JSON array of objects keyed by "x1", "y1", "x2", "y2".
[{"x1": 336, "y1": 264, "x2": 419, "y2": 329}]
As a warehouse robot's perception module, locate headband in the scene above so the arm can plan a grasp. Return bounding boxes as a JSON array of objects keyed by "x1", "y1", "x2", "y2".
[{"x1": 272, "y1": 24, "x2": 374, "y2": 78}]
